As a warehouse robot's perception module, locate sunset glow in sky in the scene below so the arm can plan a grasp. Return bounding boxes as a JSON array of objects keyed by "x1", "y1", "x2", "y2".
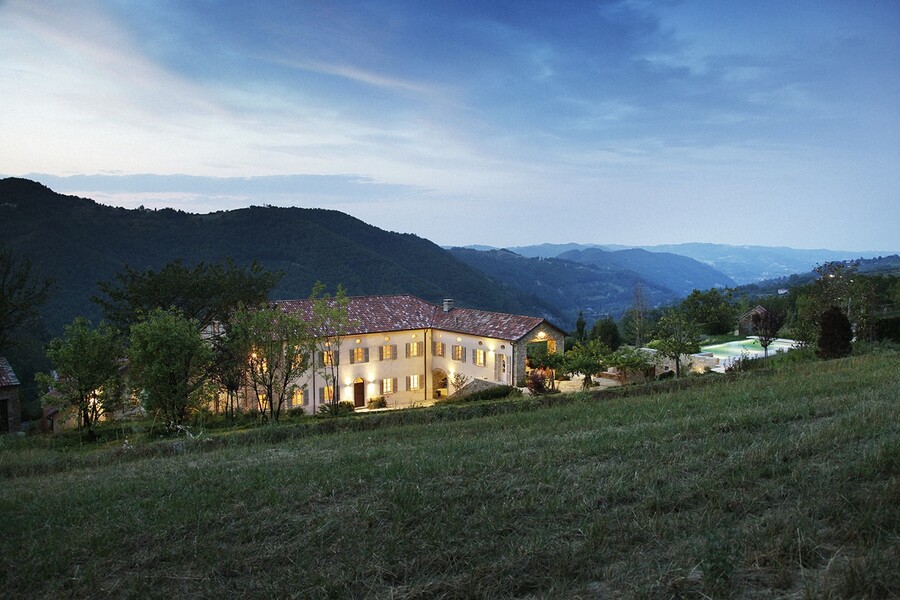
[{"x1": 2, "y1": 1, "x2": 898, "y2": 250}]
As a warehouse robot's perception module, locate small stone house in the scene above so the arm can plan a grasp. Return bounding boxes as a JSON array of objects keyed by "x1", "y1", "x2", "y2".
[
  {"x1": 0, "y1": 357, "x2": 22, "y2": 433},
  {"x1": 738, "y1": 305, "x2": 769, "y2": 336}
]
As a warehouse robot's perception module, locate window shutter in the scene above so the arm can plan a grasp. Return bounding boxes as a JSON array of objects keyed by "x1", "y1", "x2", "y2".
[
  {"x1": 334, "y1": 351, "x2": 340, "y2": 366},
  {"x1": 349, "y1": 351, "x2": 356, "y2": 365},
  {"x1": 363, "y1": 348, "x2": 369, "y2": 362},
  {"x1": 463, "y1": 347, "x2": 467, "y2": 362},
  {"x1": 405, "y1": 375, "x2": 411, "y2": 391},
  {"x1": 392, "y1": 378, "x2": 398, "y2": 393},
  {"x1": 417, "y1": 341, "x2": 424, "y2": 356},
  {"x1": 405, "y1": 342, "x2": 411, "y2": 358},
  {"x1": 379, "y1": 380, "x2": 385, "y2": 394},
  {"x1": 318, "y1": 351, "x2": 325, "y2": 366},
  {"x1": 318, "y1": 387, "x2": 324, "y2": 402},
  {"x1": 391, "y1": 344, "x2": 397, "y2": 360},
  {"x1": 432, "y1": 341, "x2": 437, "y2": 355}
]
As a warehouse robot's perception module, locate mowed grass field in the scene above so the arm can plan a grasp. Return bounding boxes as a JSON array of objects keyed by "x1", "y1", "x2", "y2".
[{"x1": 1, "y1": 353, "x2": 898, "y2": 599}]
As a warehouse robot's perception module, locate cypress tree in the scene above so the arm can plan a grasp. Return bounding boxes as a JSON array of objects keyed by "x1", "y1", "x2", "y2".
[{"x1": 817, "y1": 306, "x2": 853, "y2": 359}]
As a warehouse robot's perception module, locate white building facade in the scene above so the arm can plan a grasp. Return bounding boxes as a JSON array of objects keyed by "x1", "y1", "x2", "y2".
[{"x1": 272, "y1": 295, "x2": 566, "y2": 412}]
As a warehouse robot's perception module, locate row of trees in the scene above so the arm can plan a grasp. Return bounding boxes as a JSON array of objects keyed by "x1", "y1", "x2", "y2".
[
  {"x1": 39, "y1": 261, "x2": 353, "y2": 439},
  {"x1": 553, "y1": 261, "x2": 898, "y2": 386}
]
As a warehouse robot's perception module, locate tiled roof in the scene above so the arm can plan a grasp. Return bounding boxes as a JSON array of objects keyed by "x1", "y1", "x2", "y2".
[
  {"x1": 276, "y1": 295, "x2": 560, "y2": 341},
  {"x1": 0, "y1": 357, "x2": 20, "y2": 388}
]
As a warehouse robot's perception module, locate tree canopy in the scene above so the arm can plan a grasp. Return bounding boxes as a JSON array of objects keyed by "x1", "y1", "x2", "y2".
[
  {"x1": 128, "y1": 309, "x2": 214, "y2": 426},
  {"x1": 228, "y1": 304, "x2": 314, "y2": 422},
  {"x1": 650, "y1": 309, "x2": 700, "y2": 378},
  {"x1": 38, "y1": 318, "x2": 124, "y2": 438},
  {"x1": 94, "y1": 259, "x2": 282, "y2": 333},
  {"x1": 0, "y1": 245, "x2": 51, "y2": 351}
]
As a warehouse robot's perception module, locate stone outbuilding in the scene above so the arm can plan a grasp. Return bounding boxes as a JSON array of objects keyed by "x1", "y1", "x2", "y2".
[
  {"x1": 738, "y1": 305, "x2": 769, "y2": 336},
  {"x1": 0, "y1": 357, "x2": 22, "y2": 433}
]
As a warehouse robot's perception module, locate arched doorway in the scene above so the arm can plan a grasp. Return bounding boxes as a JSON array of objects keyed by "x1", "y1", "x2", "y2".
[
  {"x1": 353, "y1": 377, "x2": 365, "y2": 407},
  {"x1": 432, "y1": 369, "x2": 449, "y2": 399}
]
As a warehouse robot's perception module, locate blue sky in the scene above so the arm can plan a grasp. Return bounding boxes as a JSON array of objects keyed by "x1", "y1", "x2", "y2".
[{"x1": 2, "y1": 0, "x2": 898, "y2": 250}]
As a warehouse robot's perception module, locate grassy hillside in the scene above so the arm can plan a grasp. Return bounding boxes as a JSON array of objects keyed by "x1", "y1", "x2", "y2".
[{"x1": 2, "y1": 352, "x2": 897, "y2": 598}]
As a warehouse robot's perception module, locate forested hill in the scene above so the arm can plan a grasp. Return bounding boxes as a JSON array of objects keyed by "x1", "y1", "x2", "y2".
[
  {"x1": 447, "y1": 248, "x2": 677, "y2": 320},
  {"x1": 557, "y1": 247, "x2": 734, "y2": 296},
  {"x1": 0, "y1": 178, "x2": 564, "y2": 334}
]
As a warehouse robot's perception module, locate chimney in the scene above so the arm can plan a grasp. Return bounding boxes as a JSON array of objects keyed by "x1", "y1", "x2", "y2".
[{"x1": 442, "y1": 298, "x2": 454, "y2": 312}]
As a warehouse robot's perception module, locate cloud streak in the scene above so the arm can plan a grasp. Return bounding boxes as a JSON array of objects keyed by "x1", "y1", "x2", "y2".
[{"x1": 1, "y1": 0, "x2": 898, "y2": 251}]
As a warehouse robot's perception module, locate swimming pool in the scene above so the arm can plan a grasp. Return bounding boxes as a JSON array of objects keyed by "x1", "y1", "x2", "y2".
[{"x1": 700, "y1": 337, "x2": 797, "y2": 366}]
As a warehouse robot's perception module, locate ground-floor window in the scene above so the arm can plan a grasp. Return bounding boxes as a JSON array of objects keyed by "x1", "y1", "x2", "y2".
[
  {"x1": 473, "y1": 348, "x2": 486, "y2": 366},
  {"x1": 292, "y1": 387, "x2": 308, "y2": 407},
  {"x1": 406, "y1": 374, "x2": 422, "y2": 391},
  {"x1": 319, "y1": 386, "x2": 334, "y2": 403},
  {"x1": 381, "y1": 378, "x2": 397, "y2": 394}
]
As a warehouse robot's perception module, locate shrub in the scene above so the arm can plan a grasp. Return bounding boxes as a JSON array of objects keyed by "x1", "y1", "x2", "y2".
[
  {"x1": 527, "y1": 371, "x2": 549, "y2": 395},
  {"x1": 367, "y1": 396, "x2": 387, "y2": 409},
  {"x1": 318, "y1": 401, "x2": 356, "y2": 417},
  {"x1": 443, "y1": 385, "x2": 522, "y2": 404},
  {"x1": 724, "y1": 351, "x2": 764, "y2": 373},
  {"x1": 286, "y1": 406, "x2": 308, "y2": 418}
]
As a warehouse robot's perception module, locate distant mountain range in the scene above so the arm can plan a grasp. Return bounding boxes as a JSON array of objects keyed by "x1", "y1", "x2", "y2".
[
  {"x1": 446, "y1": 248, "x2": 676, "y2": 321},
  {"x1": 5, "y1": 178, "x2": 892, "y2": 338},
  {"x1": 0, "y1": 178, "x2": 563, "y2": 334},
  {"x1": 499, "y1": 243, "x2": 896, "y2": 284}
]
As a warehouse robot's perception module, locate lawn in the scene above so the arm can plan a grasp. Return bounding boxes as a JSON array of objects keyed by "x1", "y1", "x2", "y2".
[{"x1": 1, "y1": 352, "x2": 898, "y2": 599}]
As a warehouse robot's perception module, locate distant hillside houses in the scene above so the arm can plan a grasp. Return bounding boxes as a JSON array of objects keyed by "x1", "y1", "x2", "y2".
[{"x1": 239, "y1": 295, "x2": 566, "y2": 412}]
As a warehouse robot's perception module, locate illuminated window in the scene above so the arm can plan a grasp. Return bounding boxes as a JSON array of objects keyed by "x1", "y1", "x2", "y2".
[
  {"x1": 380, "y1": 378, "x2": 397, "y2": 394},
  {"x1": 292, "y1": 387, "x2": 308, "y2": 407},
  {"x1": 350, "y1": 347, "x2": 369, "y2": 364},
  {"x1": 406, "y1": 374, "x2": 421, "y2": 391},
  {"x1": 473, "y1": 349, "x2": 486, "y2": 367},
  {"x1": 319, "y1": 386, "x2": 334, "y2": 402},
  {"x1": 380, "y1": 345, "x2": 396, "y2": 360},
  {"x1": 321, "y1": 350, "x2": 336, "y2": 366},
  {"x1": 452, "y1": 344, "x2": 466, "y2": 361},
  {"x1": 433, "y1": 342, "x2": 445, "y2": 357},
  {"x1": 406, "y1": 341, "x2": 424, "y2": 358}
]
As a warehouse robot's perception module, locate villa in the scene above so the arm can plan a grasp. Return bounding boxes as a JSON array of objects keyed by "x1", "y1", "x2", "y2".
[{"x1": 270, "y1": 295, "x2": 566, "y2": 412}]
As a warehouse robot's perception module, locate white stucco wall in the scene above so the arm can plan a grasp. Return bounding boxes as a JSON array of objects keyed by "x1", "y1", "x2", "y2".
[{"x1": 285, "y1": 327, "x2": 516, "y2": 412}]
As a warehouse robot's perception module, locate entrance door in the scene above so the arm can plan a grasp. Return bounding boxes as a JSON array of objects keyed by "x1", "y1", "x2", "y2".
[{"x1": 353, "y1": 380, "x2": 365, "y2": 407}]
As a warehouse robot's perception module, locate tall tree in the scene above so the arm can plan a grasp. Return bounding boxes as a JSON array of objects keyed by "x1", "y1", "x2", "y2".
[
  {"x1": 38, "y1": 318, "x2": 124, "y2": 440},
  {"x1": 623, "y1": 284, "x2": 649, "y2": 348},
  {"x1": 563, "y1": 339, "x2": 609, "y2": 390},
  {"x1": 680, "y1": 288, "x2": 735, "y2": 335},
  {"x1": 750, "y1": 307, "x2": 786, "y2": 365},
  {"x1": 309, "y1": 283, "x2": 354, "y2": 413},
  {"x1": 817, "y1": 306, "x2": 853, "y2": 359},
  {"x1": 574, "y1": 311, "x2": 587, "y2": 342},
  {"x1": 650, "y1": 309, "x2": 700, "y2": 378},
  {"x1": 128, "y1": 309, "x2": 214, "y2": 426},
  {"x1": 229, "y1": 304, "x2": 313, "y2": 422},
  {"x1": 0, "y1": 245, "x2": 51, "y2": 351},
  {"x1": 590, "y1": 316, "x2": 622, "y2": 351},
  {"x1": 208, "y1": 327, "x2": 249, "y2": 419},
  {"x1": 94, "y1": 259, "x2": 281, "y2": 333}
]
